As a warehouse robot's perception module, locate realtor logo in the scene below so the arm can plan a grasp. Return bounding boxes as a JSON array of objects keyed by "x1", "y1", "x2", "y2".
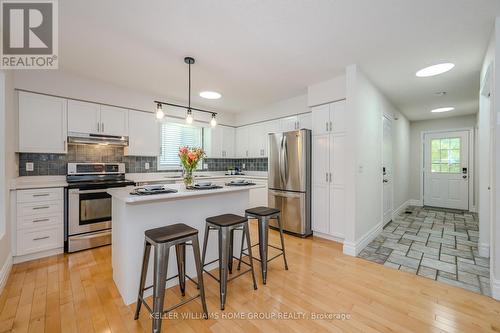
[{"x1": 1, "y1": 0, "x2": 58, "y2": 69}]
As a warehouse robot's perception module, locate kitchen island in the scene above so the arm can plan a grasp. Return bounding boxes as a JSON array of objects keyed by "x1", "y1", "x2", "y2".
[{"x1": 107, "y1": 182, "x2": 266, "y2": 305}]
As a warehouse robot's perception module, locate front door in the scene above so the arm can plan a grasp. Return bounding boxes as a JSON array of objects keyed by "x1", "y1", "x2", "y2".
[
  {"x1": 423, "y1": 131, "x2": 469, "y2": 210},
  {"x1": 382, "y1": 116, "x2": 393, "y2": 225}
]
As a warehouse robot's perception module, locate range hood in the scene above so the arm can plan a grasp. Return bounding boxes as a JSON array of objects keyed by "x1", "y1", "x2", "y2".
[{"x1": 68, "y1": 132, "x2": 129, "y2": 146}]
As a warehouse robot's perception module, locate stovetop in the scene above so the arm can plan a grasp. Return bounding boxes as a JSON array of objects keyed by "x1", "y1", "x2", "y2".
[{"x1": 66, "y1": 179, "x2": 136, "y2": 190}]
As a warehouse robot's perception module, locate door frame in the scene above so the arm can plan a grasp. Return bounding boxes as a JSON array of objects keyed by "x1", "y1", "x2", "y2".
[
  {"x1": 420, "y1": 127, "x2": 475, "y2": 211},
  {"x1": 381, "y1": 114, "x2": 393, "y2": 226}
]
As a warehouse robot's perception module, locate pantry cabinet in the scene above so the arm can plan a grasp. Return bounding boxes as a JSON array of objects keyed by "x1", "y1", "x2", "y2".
[
  {"x1": 311, "y1": 100, "x2": 346, "y2": 240},
  {"x1": 18, "y1": 92, "x2": 68, "y2": 153}
]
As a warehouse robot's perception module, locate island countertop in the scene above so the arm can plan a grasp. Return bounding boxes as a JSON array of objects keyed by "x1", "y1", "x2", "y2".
[{"x1": 107, "y1": 182, "x2": 266, "y2": 204}]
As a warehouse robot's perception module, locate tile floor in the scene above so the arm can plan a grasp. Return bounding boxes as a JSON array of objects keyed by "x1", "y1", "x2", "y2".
[{"x1": 358, "y1": 206, "x2": 491, "y2": 296}]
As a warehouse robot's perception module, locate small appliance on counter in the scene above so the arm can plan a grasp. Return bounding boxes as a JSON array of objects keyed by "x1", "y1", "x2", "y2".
[{"x1": 65, "y1": 163, "x2": 135, "y2": 252}]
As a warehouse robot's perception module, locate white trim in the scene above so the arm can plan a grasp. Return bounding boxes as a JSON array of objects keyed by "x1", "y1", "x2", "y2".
[
  {"x1": 408, "y1": 199, "x2": 423, "y2": 206},
  {"x1": 13, "y1": 247, "x2": 63, "y2": 264},
  {"x1": 492, "y1": 275, "x2": 500, "y2": 300},
  {"x1": 392, "y1": 199, "x2": 411, "y2": 220},
  {"x1": 0, "y1": 254, "x2": 12, "y2": 295},
  {"x1": 312, "y1": 231, "x2": 344, "y2": 244},
  {"x1": 342, "y1": 223, "x2": 383, "y2": 257},
  {"x1": 478, "y1": 243, "x2": 490, "y2": 258}
]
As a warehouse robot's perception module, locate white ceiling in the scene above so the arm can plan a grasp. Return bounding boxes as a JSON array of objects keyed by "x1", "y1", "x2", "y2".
[{"x1": 59, "y1": 0, "x2": 500, "y2": 121}]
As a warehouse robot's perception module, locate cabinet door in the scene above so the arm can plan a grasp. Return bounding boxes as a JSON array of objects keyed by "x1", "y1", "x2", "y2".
[
  {"x1": 18, "y1": 92, "x2": 67, "y2": 153},
  {"x1": 100, "y1": 105, "x2": 128, "y2": 136},
  {"x1": 297, "y1": 113, "x2": 312, "y2": 130},
  {"x1": 311, "y1": 134, "x2": 330, "y2": 234},
  {"x1": 221, "y1": 126, "x2": 235, "y2": 158},
  {"x1": 67, "y1": 100, "x2": 100, "y2": 134},
  {"x1": 331, "y1": 100, "x2": 346, "y2": 133},
  {"x1": 330, "y1": 134, "x2": 346, "y2": 238},
  {"x1": 126, "y1": 111, "x2": 159, "y2": 156},
  {"x1": 311, "y1": 104, "x2": 330, "y2": 135},
  {"x1": 280, "y1": 116, "x2": 298, "y2": 132},
  {"x1": 236, "y1": 126, "x2": 249, "y2": 158}
]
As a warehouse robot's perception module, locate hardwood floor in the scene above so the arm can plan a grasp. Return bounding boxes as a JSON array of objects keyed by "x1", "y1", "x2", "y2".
[{"x1": 1, "y1": 223, "x2": 500, "y2": 333}]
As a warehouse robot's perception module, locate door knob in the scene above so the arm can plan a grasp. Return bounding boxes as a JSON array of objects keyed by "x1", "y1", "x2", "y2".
[
  {"x1": 462, "y1": 175, "x2": 467, "y2": 179},
  {"x1": 383, "y1": 179, "x2": 388, "y2": 183}
]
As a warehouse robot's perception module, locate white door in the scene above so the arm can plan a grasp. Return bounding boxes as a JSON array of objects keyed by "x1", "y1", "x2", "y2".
[
  {"x1": 382, "y1": 116, "x2": 393, "y2": 225},
  {"x1": 424, "y1": 131, "x2": 469, "y2": 210},
  {"x1": 312, "y1": 134, "x2": 330, "y2": 234},
  {"x1": 67, "y1": 100, "x2": 101, "y2": 134},
  {"x1": 312, "y1": 104, "x2": 330, "y2": 135},
  {"x1": 330, "y1": 133, "x2": 346, "y2": 238},
  {"x1": 99, "y1": 105, "x2": 129, "y2": 136}
]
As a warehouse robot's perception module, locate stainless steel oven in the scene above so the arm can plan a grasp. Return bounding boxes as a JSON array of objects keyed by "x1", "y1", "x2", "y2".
[{"x1": 66, "y1": 163, "x2": 135, "y2": 252}]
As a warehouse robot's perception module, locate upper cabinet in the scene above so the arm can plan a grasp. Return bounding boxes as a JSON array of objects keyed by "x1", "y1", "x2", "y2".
[
  {"x1": 312, "y1": 101, "x2": 346, "y2": 135},
  {"x1": 236, "y1": 126, "x2": 249, "y2": 158},
  {"x1": 125, "y1": 110, "x2": 159, "y2": 156},
  {"x1": 205, "y1": 125, "x2": 235, "y2": 158},
  {"x1": 297, "y1": 113, "x2": 312, "y2": 130},
  {"x1": 68, "y1": 101, "x2": 128, "y2": 137},
  {"x1": 18, "y1": 92, "x2": 68, "y2": 154},
  {"x1": 278, "y1": 113, "x2": 312, "y2": 132}
]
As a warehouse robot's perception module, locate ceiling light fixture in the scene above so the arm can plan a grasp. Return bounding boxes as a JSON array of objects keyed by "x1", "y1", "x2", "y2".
[
  {"x1": 416, "y1": 63, "x2": 455, "y2": 77},
  {"x1": 155, "y1": 103, "x2": 164, "y2": 119},
  {"x1": 154, "y1": 57, "x2": 218, "y2": 127},
  {"x1": 200, "y1": 91, "x2": 222, "y2": 99},
  {"x1": 431, "y1": 107, "x2": 455, "y2": 113}
]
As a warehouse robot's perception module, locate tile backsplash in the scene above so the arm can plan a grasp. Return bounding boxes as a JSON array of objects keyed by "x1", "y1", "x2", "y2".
[{"x1": 18, "y1": 144, "x2": 268, "y2": 176}]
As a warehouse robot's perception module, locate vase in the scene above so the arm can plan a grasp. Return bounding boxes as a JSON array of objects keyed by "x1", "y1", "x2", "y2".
[{"x1": 183, "y1": 169, "x2": 194, "y2": 188}]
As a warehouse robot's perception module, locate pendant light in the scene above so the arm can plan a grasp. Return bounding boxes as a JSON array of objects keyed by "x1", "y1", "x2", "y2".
[
  {"x1": 210, "y1": 113, "x2": 217, "y2": 127},
  {"x1": 155, "y1": 103, "x2": 164, "y2": 119},
  {"x1": 185, "y1": 57, "x2": 195, "y2": 124}
]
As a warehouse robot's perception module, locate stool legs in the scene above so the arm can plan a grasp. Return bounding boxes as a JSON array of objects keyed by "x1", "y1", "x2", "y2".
[
  {"x1": 134, "y1": 240, "x2": 151, "y2": 320},
  {"x1": 257, "y1": 217, "x2": 270, "y2": 284},
  {"x1": 201, "y1": 224, "x2": 210, "y2": 274},
  {"x1": 218, "y1": 227, "x2": 230, "y2": 310},
  {"x1": 175, "y1": 244, "x2": 186, "y2": 296},
  {"x1": 276, "y1": 215, "x2": 289, "y2": 270},
  {"x1": 152, "y1": 244, "x2": 169, "y2": 333},
  {"x1": 244, "y1": 221, "x2": 258, "y2": 290},
  {"x1": 228, "y1": 229, "x2": 234, "y2": 274},
  {"x1": 191, "y1": 236, "x2": 208, "y2": 318}
]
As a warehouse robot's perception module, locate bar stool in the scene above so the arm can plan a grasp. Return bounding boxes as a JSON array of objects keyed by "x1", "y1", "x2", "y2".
[
  {"x1": 201, "y1": 214, "x2": 258, "y2": 310},
  {"x1": 238, "y1": 207, "x2": 288, "y2": 284},
  {"x1": 134, "y1": 223, "x2": 208, "y2": 333}
]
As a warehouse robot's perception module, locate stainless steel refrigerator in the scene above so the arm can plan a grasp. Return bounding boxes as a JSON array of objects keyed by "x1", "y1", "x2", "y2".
[{"x1": 268, "y1": 129, "x2": 312, "y2": 237}]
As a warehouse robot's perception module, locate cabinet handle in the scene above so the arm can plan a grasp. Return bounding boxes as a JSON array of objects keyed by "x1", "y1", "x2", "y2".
[
  {"x1": 97, "y1": 122, "x2": 100, "y2": 132},
  {"x1": 33, "y1": 236, "x2": 49, "y2": 241},
  {"x1": 101, "y1": 123, "x2": 104, "y2": 132},
  {"x1": 329, "y1": 121, "x2": 332, "y2": 132},
  {"x1": 33, "y1": 218, "x2": 50, "y2": 223},
  {"x1": 329, "y1": 172, "x2": 332, "y2": 183},
  {"x1": 32, "y1": 193, "x2": 49, "y2": 197},
  {"x1": 326, "y1": 122, "x2": 328, "y2": 132},
  {"x1": 326, "y1": 172, "x2": 328, "y2": 182},
  {"x1": 33, "y1": 206, "x2": 49, "y2": 210}
]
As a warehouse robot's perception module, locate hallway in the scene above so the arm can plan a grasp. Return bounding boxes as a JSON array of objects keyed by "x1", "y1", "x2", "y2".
[{"x1": 358, "y1": 206, "x2": 490, "y2": 296}]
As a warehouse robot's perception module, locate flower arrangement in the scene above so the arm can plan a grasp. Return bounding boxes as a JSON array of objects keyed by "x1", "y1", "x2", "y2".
[{"x1": 178, "y1": 146, "x2": 205, "y2": 187}]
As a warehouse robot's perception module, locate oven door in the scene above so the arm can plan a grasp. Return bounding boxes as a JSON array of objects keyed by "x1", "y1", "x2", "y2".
[{"x1": 68, "y1": 188, "x2": 112, "y2": 235}]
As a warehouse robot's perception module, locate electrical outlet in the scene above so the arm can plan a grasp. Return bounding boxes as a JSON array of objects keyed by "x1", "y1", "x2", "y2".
[
  {"x1": 26, "y1": 162, "x2": 34, "y2": 172},
  {"x1": 144, "y1": 162, "x2": 150, "y2": 170}
]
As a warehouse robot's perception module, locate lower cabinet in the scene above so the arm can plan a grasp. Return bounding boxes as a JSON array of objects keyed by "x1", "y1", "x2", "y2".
[{"x1": 15, "y1": 188, "x2": 64, "y2": 257}]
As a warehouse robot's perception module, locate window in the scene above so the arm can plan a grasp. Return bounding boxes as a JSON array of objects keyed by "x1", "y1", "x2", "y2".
[
  {"x1": 158, "y1": 122, "x2": 203, "y2": 170},
  {"x1": 431, "y1": 137, "x2": 461, "y2": 173}
]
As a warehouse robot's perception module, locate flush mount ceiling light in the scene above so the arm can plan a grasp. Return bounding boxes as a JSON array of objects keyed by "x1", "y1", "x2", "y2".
[
  {"x1": 154, "y1": 56, "x2": 217, "y2": 126},
  {"x1": 200, "y1": 91, "x2": 221, "y2": 99},
  {"x1": 431, "y1": 107, "x2": 455, "y2": 113},
  {"x1": 416, "y1": 63, "x2": 455, "y2": 77}
]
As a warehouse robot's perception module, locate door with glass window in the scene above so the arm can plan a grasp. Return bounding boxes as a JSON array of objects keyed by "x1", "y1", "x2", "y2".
[{"x1": 423, "y1": 131, "x2": 469, "y2": 210}]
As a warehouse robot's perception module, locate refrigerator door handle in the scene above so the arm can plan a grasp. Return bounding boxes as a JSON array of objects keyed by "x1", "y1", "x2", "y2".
[
  {"x1": 283, "y1": 135, "x2": 289, "y2": 184},
  {"x1": 279, "y1": 135, "x2": 286, "y2": 186},
  {"x1": 269, "y1": 189, "x2": 303, "y2": 199}
]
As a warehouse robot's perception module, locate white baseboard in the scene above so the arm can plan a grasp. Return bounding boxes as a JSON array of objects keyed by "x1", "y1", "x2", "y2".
[
  {"x1": 0, "y1": 254, "x2": 12, "y2": 295},
  {"x1": 343, "y1": 223, "x2": 383, "y2": 257},
  {"x1": 407, "y1": 199, "x2": 423, "y2": 206},
  {"x1": 13, "y1": 247, "x2": 63, "y2": 264},
  {"x1": 393, "y1": 200, "x2": 411, "y2": 219},
  {"x1": 492, "y1": 275, "x2": 500, "y2": 301},
  {"x1": 313, "y1": 231, "x2": 344, "y2": 244},
  {"x1": 478, "y1": 243, "x2": 490, "y2": 258}
]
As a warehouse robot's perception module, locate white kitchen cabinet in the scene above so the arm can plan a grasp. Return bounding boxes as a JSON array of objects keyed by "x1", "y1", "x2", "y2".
[
  {"x1": 221, "y1": 126, "x2": 235, "y2": 158},
  {"x1": 126, "y1": 110, "x2": 159, "y2": 156},
  {"x1": 100, "y1": 105, "x2": 128, "y2": 136},
  {"x1": 311, "y1": 100, "x2": 346, "y2": 240},
  {"x1": 297, "y1": 113, "x2": 312, "y2": 130},
  {"x1": 68, "y1": 100, "x2": 101, "y2": 134},
  {"x1": 280, "y1": 116, "x2": 298, "y2": 131},
  {"x1": 236, "y1": 126, "x2": 250, "y2": 158},
  {"x1": 205, "y1": 125, "x2": 235, "y2": 158},
  {"x1": 18, "y1": 92, "x2": 68, "y2": 153}
]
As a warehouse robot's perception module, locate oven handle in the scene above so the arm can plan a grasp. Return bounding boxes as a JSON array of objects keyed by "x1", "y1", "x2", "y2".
[{"x1": 69, "y1": 188, "x2": 110, "y2": 194}]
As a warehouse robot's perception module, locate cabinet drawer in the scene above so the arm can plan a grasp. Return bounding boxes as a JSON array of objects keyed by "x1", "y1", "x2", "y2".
[
  {"x1": 17, "y1": 226, "x2": 63, "y2": 256},
  {"x1": 17, "y1": 188, "x2": 63, "y2": 203},
  {"x1": 17, "y1": 214, "x2": 62, "y2": 230},
  {"x1": 17, "y1": 201, "x2": 63, "y2": 217}
]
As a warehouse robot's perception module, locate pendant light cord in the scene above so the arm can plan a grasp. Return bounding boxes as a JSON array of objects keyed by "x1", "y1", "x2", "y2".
[{"x1": 188, "y1": 62, "x2": 191, "y2": 110}]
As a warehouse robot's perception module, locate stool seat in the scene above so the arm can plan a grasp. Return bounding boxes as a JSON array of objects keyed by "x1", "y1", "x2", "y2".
[
  {"x1": 145, "y1": 223, "x2": 198, "y2": 243},
  {"x1": 206, "y1": 214, "x2": 247, "y2": 226},
  {"x1": 245, "y1": 206, "x2": 280, "y2": 217}
]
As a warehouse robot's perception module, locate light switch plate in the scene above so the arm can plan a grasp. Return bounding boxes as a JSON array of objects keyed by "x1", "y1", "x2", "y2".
[
  {"x1": 26, "y1": 162, "x2": 34, "y2": 171},
  {"x1": 144, "y1": 162, "x2": 150, "y2": 170}
]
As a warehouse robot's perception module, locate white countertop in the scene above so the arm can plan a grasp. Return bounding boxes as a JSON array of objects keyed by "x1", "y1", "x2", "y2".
[
  {"x1": 11, "y1": 176, "x2": 68, "y2": 190},
  {"x1": 108, "y1": 182, "x2": 266, "y2": 204},
  {"x1": 126, "y1": 171, "x2": 268, "y2": 183}
]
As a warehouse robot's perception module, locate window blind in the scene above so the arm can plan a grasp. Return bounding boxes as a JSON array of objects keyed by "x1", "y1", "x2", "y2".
[{"x1": 159, "y1": 122, "x2": 203, "y2": 169}]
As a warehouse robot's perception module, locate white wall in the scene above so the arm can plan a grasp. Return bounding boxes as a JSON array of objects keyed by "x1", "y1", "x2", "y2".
[
  {"x1": 13, "y1": 70, "x2": 236, "y2": 126},
  {"x1": 343, "y1": 65, "x2": 408, "y2": 255},
  {"x1": 234, "y1": 93, "x2": 308, "y2": 126},
  {"x1": 408, "y1": 115, "x2": 478, "y2": 204}
]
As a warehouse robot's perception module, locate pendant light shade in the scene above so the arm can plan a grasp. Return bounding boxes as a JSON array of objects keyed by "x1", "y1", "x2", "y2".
[
  {"x1": 210, "y1": 113, "x2": 217, "y2": 127},
  {"x1": 155, "y1": 103, "x2": 164, "y2": 119},
  {"x1": 186, "y1": 109, "x2": 194, "y2": 124}
]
